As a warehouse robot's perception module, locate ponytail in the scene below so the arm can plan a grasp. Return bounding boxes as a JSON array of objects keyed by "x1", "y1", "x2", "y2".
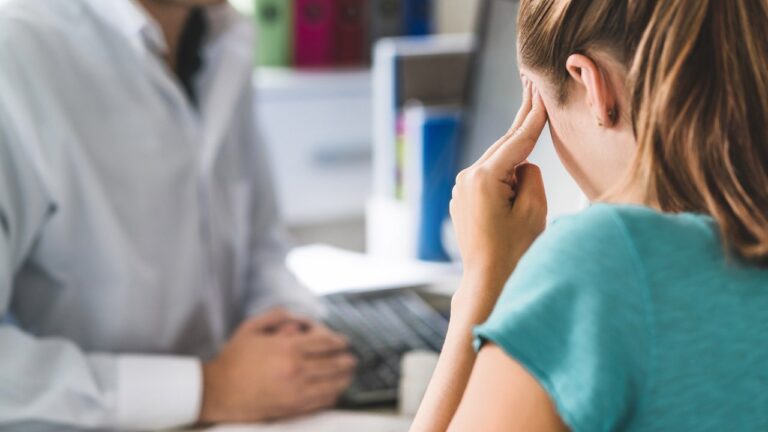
[
  {"x1": 630, "y1": 0, "x2": 768, "y2": 263},
  {"x1": 518, "y1": 0, "x2": 768, "y2": 265}
]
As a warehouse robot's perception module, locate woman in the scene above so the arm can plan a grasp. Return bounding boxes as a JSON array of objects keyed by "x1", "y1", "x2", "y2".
[{"x1": 412, "y1": 1, "x2": 768, "y2": 431}]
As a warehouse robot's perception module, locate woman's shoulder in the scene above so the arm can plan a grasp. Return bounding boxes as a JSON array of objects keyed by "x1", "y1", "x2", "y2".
[
  {"x1": 521, "y1": 204, "x2": 638, "y2": 273},
  {"x1": 550, "y1": 201, "x2": 713, "y2": 238},
  {"x1": 479, "y1": 205, "x2": 660, "y2": 431},
  {"x1": 508, "y1": 204, "x2": 644, "y2": 296},
  {"x1": 542, "y1": 203, "x2": 632, "y2": 247},
  {"x1": 529, "y1": 203, "x2": 717, "y2": 273}
]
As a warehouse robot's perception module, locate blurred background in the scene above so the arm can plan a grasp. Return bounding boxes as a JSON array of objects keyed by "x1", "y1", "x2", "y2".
[
  {"x1": 231, "y1": 0, "x2": 479, "y2": 252},
  {"x1": 227, "y1": 0, "x2": 582, "y2": 262},
  {"x1": 232, "y1": 0, "x2": 484, "y2": 254}
]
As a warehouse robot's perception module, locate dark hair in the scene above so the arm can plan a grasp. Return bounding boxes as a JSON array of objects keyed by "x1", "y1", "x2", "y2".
[{"x1": 518, "y1": 0, "x2": 768, "y2": 265}]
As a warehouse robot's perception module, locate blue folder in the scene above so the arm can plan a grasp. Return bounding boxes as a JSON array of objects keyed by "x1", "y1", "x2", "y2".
[
  {"x1": 416, "y1": 111, "x2": 460, "y2": 261},
  {"x1": 403, "y1": 0, "x2": 432, "y2": 36}
]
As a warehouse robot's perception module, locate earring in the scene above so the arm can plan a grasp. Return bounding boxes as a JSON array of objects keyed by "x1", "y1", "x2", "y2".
[{"x1": 598, "y1": 107, "x2": 617, "y2": 127}]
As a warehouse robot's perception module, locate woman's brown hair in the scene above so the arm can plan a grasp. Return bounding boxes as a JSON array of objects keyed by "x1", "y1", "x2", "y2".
[{"x1": 518, "y1": 0, "x2": 768, "y2": 265}]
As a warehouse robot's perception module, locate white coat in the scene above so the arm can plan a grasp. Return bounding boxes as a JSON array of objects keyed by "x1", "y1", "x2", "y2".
[{"x1": 0, "y1": 0, "x2": 319, "y2": 429}]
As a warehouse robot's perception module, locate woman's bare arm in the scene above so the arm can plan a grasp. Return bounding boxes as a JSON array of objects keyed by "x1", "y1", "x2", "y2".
[
  {"x1": 411, "y1": 80, "x2": 549, "y2": 431},
  {"x1": 409, "y1": 271, "x2": 566, "y2": 432},
  {"x1": 409, "y1": 274, "x2": 500, "y2": 432},
  {"x1": 448, "y1": 344, "x2": 567, "y2": 432}
]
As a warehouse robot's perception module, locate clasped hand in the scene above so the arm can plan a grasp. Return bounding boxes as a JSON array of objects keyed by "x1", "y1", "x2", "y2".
[{"x1": 199, "y1": 308, "x2": 357, "y2": 423}]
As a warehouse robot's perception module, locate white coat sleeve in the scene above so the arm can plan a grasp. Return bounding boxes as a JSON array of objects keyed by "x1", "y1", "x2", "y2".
[{"x1": 0, "y1": 22, "x2": 202, "y2": 431}]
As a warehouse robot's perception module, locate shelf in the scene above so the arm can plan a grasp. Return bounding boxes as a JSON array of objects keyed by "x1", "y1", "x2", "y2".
[
  {"x1": 253, "y1": 67, "x2": 373, "y2": 226},
  {"x1": 255, "y1": 67, "x2": 372, "y2": 100}
]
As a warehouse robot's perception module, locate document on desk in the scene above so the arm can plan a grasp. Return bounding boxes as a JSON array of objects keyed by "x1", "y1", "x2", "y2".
[
  {"x1": 205, "y1": 410, "x2": 412, "y2": 432},
  {"x1": 287, "y1": 244, "x2": 461, "y2": 296}
]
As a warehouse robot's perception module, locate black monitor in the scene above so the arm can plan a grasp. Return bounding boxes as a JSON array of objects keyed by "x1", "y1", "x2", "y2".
[{"x1": 460, "y1": 0, "x2": 585, "y2": 217}]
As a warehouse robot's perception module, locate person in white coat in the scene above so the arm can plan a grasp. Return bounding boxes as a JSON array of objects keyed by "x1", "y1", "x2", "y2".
[{"x1": 0, "y1": 0, "x2": 357, "y2": 429}]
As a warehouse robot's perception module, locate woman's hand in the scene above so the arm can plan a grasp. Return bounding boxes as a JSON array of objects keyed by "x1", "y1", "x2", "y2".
[
  {"x1": 450, "y1": 80, "x2": 548, "y2": 318},
  {"x1": 411, "y1": 86, "x2": 549, "y2": 432}
]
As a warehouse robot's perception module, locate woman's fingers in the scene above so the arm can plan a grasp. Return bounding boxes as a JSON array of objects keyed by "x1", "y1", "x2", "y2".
[
  {"x1": 507, "y1": 76, "x2": 535, "y2": 138},
  {"x1": 476, "y1": 79, "x2": 534, "y2": 165},
  {"x1": 484, "y1": 90, "x2": 547, "y2": 176},
  {"x1": 512, "y1": 163, "x2": 547, "y2": 224},
  {"x1": 510, "y1": 164, "x2": 548, "y2": 244}
]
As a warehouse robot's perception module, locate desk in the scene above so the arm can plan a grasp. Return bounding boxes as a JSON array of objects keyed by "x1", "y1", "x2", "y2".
[
  {"x1": 196, "y1": 410, "x2": 412, "y2": 432},
  {"x1": 192, "y1": 246, "x2": 454, "y2": 432}
]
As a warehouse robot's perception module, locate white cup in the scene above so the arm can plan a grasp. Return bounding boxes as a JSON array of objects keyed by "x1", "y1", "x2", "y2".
[{"x1": 398, "y1": 350, "x2": 440, "y2": 417}]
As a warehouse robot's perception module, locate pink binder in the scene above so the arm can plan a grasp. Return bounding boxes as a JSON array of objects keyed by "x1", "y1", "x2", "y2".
[{"x1": 294, "y1": 0, "x2": 336, "y2": 67}]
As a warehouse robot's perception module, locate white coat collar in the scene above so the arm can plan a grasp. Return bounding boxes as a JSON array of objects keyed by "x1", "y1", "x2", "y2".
[{"x1": 80, "y1": 0, "x2": 242, "y2": 56}]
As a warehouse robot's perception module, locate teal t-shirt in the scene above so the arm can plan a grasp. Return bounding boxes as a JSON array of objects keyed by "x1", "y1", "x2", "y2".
[{"x1": 474, "y1": 204, "x2": 768, "y2": 432}]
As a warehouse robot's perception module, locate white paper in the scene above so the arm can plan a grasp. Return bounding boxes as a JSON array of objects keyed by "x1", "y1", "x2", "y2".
[{"x1": 287, "y1": 244, "x2": 461, "y2": 296}]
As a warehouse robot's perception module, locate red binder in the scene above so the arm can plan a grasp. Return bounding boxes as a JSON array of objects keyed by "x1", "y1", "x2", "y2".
[
  {"x1": 294, "y1": 0, "x2": 336, "y2": 67},
  {"x1": 335, "y1": 0, "x2": 368, "y2": 65}
]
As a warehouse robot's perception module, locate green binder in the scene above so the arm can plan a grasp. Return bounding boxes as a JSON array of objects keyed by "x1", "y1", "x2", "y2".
[{"x1": 254, "y1": 0, "x2": 293, "y2": 66}]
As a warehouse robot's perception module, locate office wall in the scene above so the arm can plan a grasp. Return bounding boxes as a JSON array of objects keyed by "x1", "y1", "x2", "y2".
[
  {"x1": 436, "y1": 0, "x2": 482, "y2": 34},
  {"x1": 247, "y1": 0, "x2": 483, "y2": 252}
]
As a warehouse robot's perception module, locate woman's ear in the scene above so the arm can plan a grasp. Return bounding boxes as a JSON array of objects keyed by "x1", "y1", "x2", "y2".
[{"x1": 565, "y1": 54, "x2": 617, "y2": 127}]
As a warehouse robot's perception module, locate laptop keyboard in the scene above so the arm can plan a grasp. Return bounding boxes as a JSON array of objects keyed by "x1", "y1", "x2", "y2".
[{"x1": 323, "y1": 290, "x2": 449, "y2": 406}]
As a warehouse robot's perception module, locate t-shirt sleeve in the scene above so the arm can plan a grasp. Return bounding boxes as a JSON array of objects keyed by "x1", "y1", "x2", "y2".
[{"x1": 474, "y1": 206, "x2": 652, "y2": 432}]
